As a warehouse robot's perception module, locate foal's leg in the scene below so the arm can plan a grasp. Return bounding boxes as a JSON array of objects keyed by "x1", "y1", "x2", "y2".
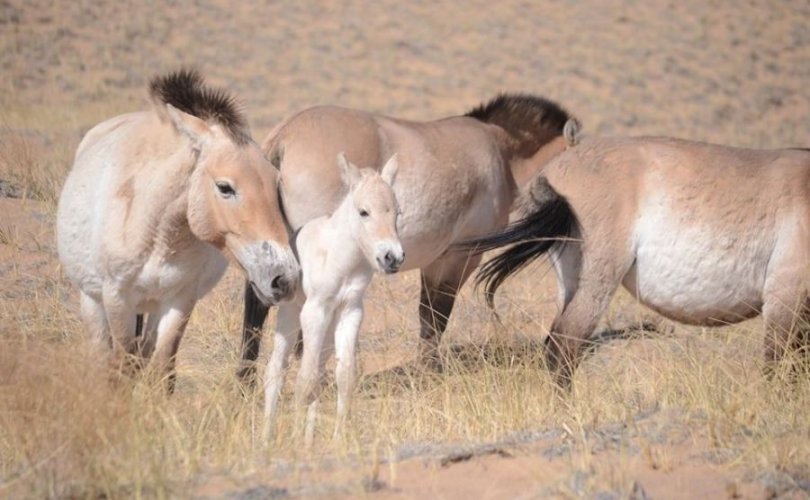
[
  {"x1": 418, "y1": 253, "x2": 482, "y2": 370},
  {"x1": 295, "y1": 298, "x2": 335, "y2": 446},
  {"x1": 237, "y1": 281, "x2": 271, "y2": 386},
  {"x1": 333, "y1": 300, "x2": 364, "y2": 439},
  {"x1": 262, "y1": 295, "x2": 304, "y2": 439},
  {"x1": 149, "y1": 297, "x2": 196, "y2": 392}
]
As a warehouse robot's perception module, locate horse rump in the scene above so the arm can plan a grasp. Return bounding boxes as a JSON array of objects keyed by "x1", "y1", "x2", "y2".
[{"x1": 457, "y1": 177, "x2": 577, "y2": 307}]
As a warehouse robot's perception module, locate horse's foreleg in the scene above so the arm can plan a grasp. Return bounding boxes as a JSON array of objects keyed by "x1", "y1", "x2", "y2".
[
  {"x1": 418, "y1": 253, "x2": 482, "y2": 371},
  {"x1": 80, "y1": 291, "x2": 111, "y2": 352},
  {"x1": 150, "y1": 299, "x2": 195, "y2": 392},
  {"x1": 296, "y1": 299, "x2": 334, "y2": 446},
  {"x1": 237, "y1": 281, "x2": 271, "y2": 386},
  {"x1": 262, "y1": 297, "x2": 304, "y2": 440},
  {"x1": 333, "y1": 302, "x2": 364, "y2": 440},
  {"x1": 101, "y1": 284, "x2": 140, "y2": 374},
  {"x1": 136, "y1": 313, "x2": 159, "y2": 360}
]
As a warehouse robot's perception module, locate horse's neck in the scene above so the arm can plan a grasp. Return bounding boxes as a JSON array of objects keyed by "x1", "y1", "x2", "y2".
[{"x1": 141, "y1": 154, "x2": 197, "y2": 254}]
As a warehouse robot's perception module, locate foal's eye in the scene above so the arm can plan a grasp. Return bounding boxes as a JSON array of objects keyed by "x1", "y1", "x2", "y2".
[
  {"x1": 359, "y1": 209, "x2": 369, "y2": 217},
  {"x1": 215, "y1": 181, "x2": 236, "y2": 198}
]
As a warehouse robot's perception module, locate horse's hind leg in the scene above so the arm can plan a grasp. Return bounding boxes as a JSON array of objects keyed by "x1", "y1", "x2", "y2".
[
  {"x1": 762, "y1": 279, "x2": 810, "y2": 379},
  {"x1": 418, "y1": 253, "x2": 482, "y2": 371},
  {"x1": 545, "y1": 249, "x2": 626, "y2": 388}
]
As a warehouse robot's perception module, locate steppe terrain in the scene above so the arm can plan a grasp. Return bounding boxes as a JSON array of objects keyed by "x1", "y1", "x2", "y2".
[{"x1": 1, "y1": 1, "x2": 809, "y2": 498}]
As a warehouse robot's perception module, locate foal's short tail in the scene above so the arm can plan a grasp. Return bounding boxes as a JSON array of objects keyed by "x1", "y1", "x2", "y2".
[{"x1": 457, "y1": 178, "x2": 577, "y2": 308}]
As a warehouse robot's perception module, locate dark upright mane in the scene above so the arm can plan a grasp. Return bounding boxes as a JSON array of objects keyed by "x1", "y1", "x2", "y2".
[
  {"x1": 149, "y1": 68, "x2": 249, "y2": 144},
  {"x1": 466, "y1": 94, "x2": 572, "y2": 158}
]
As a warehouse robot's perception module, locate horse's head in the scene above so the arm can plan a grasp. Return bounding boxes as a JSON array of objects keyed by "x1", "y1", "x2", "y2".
[
  {"x1": 338, "y1": 152, "x2": 404, "y2": 274},
  {"x1": 152, "y1": 70, "x2": 299, "y2": 305}
]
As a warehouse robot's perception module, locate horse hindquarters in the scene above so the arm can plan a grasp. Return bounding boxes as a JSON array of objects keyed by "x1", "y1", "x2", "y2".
[
  {"x1": 545, "y1": 241, "x2": 628, "y2": 387},
  {"x1": 761, "y1": 225, "x2": 810, "y2": 377}
]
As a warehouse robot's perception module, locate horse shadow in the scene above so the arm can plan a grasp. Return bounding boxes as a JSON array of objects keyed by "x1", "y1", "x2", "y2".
[{"x1": 358, "y1": 320, "x2": 667, "y2": 397}]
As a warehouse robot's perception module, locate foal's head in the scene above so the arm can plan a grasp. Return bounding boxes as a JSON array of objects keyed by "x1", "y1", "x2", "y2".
[
  {"x1": 337, "y1": 153, "x2": 404, "y2": 274},
  {"x1": 150, "y1": 69, "x2": 298, "y2": 304}
]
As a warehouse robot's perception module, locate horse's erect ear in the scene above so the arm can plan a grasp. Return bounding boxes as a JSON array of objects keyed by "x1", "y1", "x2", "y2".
[
  {"x1": 164, "y1": 103, "x2": 212, "y2": 150},
  {"x1": 563, "y1": 118, "x2": 581, "y2": 148},
  {"x1": 380, "y1": 153, "x2": 399, "y2": 186},
  {"x1": 337, "y1": 152, "x2": 362, "y2": 188}
]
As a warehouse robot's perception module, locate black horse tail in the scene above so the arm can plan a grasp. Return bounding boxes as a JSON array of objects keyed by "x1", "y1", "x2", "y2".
[{"x1": 458, "y1": 177, "x2": 577, "y2": 308}]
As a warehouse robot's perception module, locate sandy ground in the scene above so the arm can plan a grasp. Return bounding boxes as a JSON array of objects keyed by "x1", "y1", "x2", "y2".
[{"x1": 2, "y1": 0, "x2": 810, "y2": 498}]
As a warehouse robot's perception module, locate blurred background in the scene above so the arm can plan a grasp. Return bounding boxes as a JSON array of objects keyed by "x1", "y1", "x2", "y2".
[{"x1": 2, "y1": 0, "x2": 808, "y2": 153}]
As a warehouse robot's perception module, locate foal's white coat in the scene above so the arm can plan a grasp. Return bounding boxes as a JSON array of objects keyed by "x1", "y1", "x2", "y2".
[{"x1": 263, "y1": 153, "x2": 402, "y2": 442}]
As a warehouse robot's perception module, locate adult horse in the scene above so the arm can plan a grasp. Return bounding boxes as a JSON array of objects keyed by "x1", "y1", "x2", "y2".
[
  {"x1": 237, "y1": 95, "x2": 577, "y2": 382},
  {"x1": 464, "y1": 135, "x2": 810, "y2": 386},
  {"x1": 57, "y1": 69, "x2": 299, "y2": 386}
]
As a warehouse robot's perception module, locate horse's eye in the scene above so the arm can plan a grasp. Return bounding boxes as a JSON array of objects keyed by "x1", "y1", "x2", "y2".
[
  {"x1": 359, "y1": 209, "x2": 369, "y2": 217},
  {"x1": 216, "y1": 181, "x2": 236, "y2": 198}
]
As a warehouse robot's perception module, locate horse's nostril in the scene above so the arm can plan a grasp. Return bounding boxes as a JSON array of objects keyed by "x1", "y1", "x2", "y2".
[{"x1": 271, "y1": 275, "x2": 284, "y2": 291}]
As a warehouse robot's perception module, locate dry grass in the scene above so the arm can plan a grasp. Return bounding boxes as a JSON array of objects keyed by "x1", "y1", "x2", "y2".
[
  {"x1": 2, "y1": 0, "x2": 810, "y2": 497},
  {"x1": 2, "y1": 247, "x2": 809, "y2": 497}
]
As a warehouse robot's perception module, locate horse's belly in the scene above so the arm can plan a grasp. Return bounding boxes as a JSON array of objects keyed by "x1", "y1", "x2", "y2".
[{"x1": 624, "y1": 230, "x2": 769, "y2": 326}]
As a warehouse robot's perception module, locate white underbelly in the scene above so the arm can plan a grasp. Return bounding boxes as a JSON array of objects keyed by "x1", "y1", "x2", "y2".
[{"x1": 624, "y1": 219, "x2": 773, "y2": 326}]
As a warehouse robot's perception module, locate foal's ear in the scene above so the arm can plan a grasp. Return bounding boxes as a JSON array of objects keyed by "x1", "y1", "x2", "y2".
[
  {"x1": 380, "y1": 153, "x2": 399, "y2": 186},
  {"x1": 164, "y1": 103, "x2": 212, "y2": 150},
  {"x1": 337, "y1": 152, "x2": 362, "y2": 188}
]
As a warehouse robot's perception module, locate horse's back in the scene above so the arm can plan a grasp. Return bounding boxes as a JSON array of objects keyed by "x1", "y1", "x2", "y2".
[{"x1": 268, "y1": 106, "x2": 511, "y2": 269}]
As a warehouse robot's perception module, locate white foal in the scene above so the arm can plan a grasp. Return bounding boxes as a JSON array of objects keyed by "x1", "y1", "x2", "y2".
[{"x1": 263, "y1": 153, "x2": 403, "y2": 444}]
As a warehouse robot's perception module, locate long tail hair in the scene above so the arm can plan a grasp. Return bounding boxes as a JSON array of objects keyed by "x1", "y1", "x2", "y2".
[{"x1": 457, "y1": 178, "x2": 577, "y2": 307}]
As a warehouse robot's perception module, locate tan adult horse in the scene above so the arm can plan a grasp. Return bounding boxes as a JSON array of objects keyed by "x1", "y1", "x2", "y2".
[
  {"x1": 238, "y1": 95, "x2": 578, "y2": 381},
  {"x1": 57, "y1": 69, "x2": 299, "y2": 387},
  {"x1": 464, "y1": 135, "x2": 810, "y2": 385}
]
